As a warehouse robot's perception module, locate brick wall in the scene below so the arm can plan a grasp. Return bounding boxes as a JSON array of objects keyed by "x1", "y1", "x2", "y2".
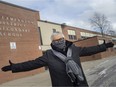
[
  {"x1": 62, "y1": 25, "x2": 81, "y2": 41},
  {"x1": 74, "y1": 36, "x2": 116, "y2": 62},
  {"x1": 0, "y1": 2, "x2": 44, "y2": 84},
  {"x1": 74, "y1": 36, "x2": 101, "y2": 62}
]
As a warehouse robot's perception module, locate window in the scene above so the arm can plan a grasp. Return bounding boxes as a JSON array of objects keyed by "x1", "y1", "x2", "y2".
[
  {"x1": 86, "y1": 33, "x2": 90, "y2": 37},
  {"x1": 81, "y1": 36, "x2": 87, "y2": 39},
  {"x1": 81, "y1": 32, "x2": 96, "y2": 39},
  {"x1": 68, "y1": 30, "x2": 77, "y2": 40},
  {"x1": 80, "y1": 32, "x2": 86, "y2": 37},
  {"x1": 112, "y1": 38, "x2": 116, "y2": 42},
  {"x1": 53, "y1": 29, "x2": 56, "y2": 33},
  {"x1": 80, "y1": 32, "x2": 87, "y2": 39}
]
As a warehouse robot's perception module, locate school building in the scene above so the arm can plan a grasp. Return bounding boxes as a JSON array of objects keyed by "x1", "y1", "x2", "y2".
[
  {"x1": 0, "y1": 1, "x2": 116, "y2": 84},
  {"x1": 0, "y1": 1, "x2": 44, "y2": 84}
]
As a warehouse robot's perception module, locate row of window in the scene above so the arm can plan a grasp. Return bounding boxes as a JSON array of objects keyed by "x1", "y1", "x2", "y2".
[
  {"x1": 39, "y1": 27, "x2": 116, "y2": 46},
  {"x1": 52, "y1": 29, "x2": 77, "y2": 40},
  {"x1": 41, "y1": 27, "x2": 116, "y2": 44},
  {"x1": 80, "y1": 32, "x2": 102, "y2": 38}
]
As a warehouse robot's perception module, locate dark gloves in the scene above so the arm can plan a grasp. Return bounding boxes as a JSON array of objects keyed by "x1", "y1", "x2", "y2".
[
  {"x1": 1, "y1": 60, "x2": 13, "y2": 72},
  {"x1": 103, "y1": 40, "x2": 114, "y2": 48}
]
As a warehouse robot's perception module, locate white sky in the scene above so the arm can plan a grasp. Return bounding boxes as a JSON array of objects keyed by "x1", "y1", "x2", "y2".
[{"x1": 2, "y1": 0, "x2": 116, "y2": 32}]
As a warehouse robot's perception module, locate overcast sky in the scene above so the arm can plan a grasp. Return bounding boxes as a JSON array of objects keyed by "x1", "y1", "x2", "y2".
[{"x1": 2, "y1": 0, "x2": 116, "y2": 31}]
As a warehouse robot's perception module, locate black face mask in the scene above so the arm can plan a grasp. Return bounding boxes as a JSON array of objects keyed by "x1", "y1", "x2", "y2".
[{"x1": 52, "y1": 38, "x2": 66, "y2": 49}]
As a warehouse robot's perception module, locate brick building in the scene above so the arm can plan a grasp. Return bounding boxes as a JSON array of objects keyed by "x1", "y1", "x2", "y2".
[
  {"x1": 74, "y1": 36, "x2": 116, "y2": 62},
  {"x1": 0, "y1": 1, "x2": 116, "y2": 84},
  {"x1": 37, "y1": 20, "x2": 116, "y2": 61},
  {"x1": 62, "y1": 24, "x2": 116, "y2": 61},
  {"x1": 0, "y1": 1, "x2": 44, "y2": 84},
  {"x1": 61, "y1": 24, "x2": 102, "y2": 41}
]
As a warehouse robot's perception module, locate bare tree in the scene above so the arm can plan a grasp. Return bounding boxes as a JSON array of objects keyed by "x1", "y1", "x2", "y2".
[{"x1": 89, "y1": 12, "x2": 112, "y2": 37}]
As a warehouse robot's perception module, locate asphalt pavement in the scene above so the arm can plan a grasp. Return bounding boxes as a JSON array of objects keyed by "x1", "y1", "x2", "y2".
[{"x1": 0, "y1": 55, "x2": 116, "y2": 87}]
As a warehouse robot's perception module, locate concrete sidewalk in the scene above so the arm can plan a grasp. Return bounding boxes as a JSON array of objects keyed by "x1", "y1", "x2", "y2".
[{"x1": 0, "y1": 56, "x2": 116, "y2": 87}]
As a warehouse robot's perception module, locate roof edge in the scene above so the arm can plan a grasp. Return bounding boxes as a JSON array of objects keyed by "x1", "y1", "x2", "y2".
[
  {"x1": 0, "y1": 1, "x2": 39, "y2": 12},
  {"x1": 39, "y1": 20, "x2": 61, "y2": 25}
]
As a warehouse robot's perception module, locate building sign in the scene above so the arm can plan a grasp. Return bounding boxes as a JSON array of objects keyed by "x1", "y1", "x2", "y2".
[
  {"x1": 0, "y1": 15, "x2": 35, "y2": 37},
  {"x1": 38, "y1": 46, "x2": 42, "y2": 50},
  {"x1": 10, "y1": 42, "x2": 16, "y2": 49}
]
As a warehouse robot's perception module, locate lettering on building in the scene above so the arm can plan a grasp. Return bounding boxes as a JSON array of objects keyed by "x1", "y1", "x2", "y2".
[{"x1": 0, "y1": 15, "x2": 35, "y2": 37}]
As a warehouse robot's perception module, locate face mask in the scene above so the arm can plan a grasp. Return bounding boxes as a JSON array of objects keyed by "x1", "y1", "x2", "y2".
[{"x1": 52, "y1": 38, "x2": 66, "y2": 49}]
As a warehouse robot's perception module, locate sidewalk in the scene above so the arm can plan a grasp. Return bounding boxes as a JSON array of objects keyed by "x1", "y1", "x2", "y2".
[
  {"x1": 0, "y1": 56, "x2": 115, "y2": 87},
  {"x1": 0, "y1": 70, "x2": 51, "y2": 87}
]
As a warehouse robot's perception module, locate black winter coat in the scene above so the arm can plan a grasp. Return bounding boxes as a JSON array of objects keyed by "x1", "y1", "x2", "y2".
[{"x1": 11, "y1": 41, "x2": 107, "y2": 87}]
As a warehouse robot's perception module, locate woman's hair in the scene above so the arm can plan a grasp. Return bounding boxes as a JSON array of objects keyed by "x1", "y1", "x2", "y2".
[{"x1": 51, "y1": 31, "x2": 65, "y2": 41}]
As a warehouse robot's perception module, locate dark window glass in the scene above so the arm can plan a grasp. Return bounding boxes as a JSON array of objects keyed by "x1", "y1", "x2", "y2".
[
  {"x1": 81, "y1": 36, "x2": 87, "y2": 39},
  {"x1": 68, "y1": 35, "x2": 77, "y2": 40},
  {"x1": 53, "y1": 29, "x2": 56, "y2": 33}
]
